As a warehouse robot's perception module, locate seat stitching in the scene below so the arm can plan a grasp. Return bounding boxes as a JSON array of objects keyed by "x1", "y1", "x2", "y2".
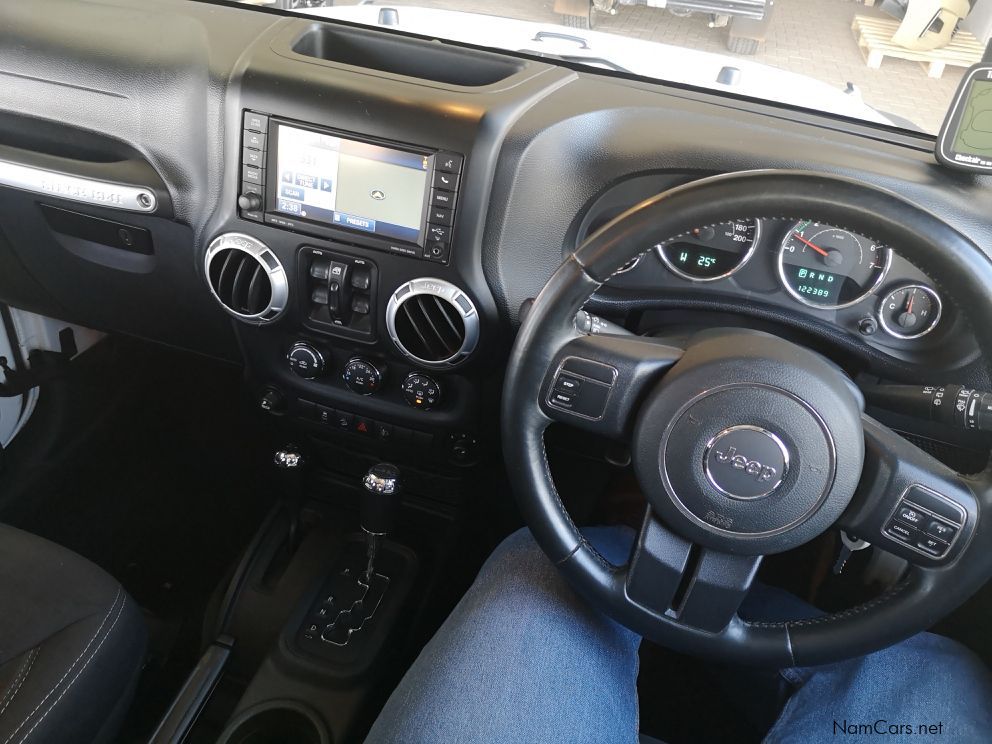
[
  {"x1": 1, "y1": 587, "x2": 122, "y2": 744},
  {"x1": 0, "y1": 649, "x2": 39, "y2": 718},
  {"x1": 15, "y1": 593, "x2": 127, "y2": 744}
]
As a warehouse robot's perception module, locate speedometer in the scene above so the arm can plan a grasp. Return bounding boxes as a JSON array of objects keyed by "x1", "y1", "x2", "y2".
[
  {"x1": 656, "y1": 219, "x2": 759, "y2": 281},
  {"x1": 778, "y1": 221, "x2": 890, "y2": 309}
]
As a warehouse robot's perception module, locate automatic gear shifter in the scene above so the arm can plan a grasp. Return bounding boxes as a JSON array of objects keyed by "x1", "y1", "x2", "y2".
[
  {"x1": 361, "y1": 463, "x2": 401, "y2": 582},
  {"x1": 296, "y1": 462, "x2": 416, "y2": 665}
]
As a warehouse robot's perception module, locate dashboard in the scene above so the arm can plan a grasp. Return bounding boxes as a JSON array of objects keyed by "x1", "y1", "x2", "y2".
[
  {"x1": 596, "y1": 213, "x2": 970, "y2": 366},
  {"x1": 2, "y1": 0, "x2": 992, "y2": 470}
]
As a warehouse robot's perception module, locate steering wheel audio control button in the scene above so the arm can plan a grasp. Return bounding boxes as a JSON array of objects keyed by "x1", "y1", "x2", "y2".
[
  {"x1": 554, "y1": 374, "x2": 583, "y2": 394},
  {"x1": 547, "y1": 360, "x2": 616, "y2": 420}
]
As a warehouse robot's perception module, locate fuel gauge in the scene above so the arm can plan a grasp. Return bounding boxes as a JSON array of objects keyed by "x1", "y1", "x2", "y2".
[{"x1": 878, "y1": 284, "x2": 942, "y2": 339}]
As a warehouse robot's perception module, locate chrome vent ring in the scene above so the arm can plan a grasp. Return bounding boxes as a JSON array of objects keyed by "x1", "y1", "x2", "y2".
[
  {"x1": 386, "y1": 278, "x2": 479, "y2": 369},
  {"x1": 205, "y1": 233, "x2": 288, "y2": 324}
]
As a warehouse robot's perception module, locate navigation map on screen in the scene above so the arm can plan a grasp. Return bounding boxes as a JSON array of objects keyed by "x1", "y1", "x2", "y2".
[{"x1": 275, "y1": 125, "x2": 430, "y2": 243}]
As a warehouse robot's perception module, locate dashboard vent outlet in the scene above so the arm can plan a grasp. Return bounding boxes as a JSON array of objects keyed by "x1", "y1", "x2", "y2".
[
  {"x1": 386, "y1": 278, "x2": 479, "y2": 368},
  {"x1": 204, "y1": 233, "x2": 288, "y2": 323}
]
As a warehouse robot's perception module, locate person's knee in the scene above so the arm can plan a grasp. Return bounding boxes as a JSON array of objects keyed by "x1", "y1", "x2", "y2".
[{"x1": 481, "y1": 527, "x2": 553, "y2": 581}]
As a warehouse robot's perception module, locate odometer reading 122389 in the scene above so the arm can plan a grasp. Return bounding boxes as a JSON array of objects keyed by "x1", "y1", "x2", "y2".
[
  {"x1": 656, "y1": 219, "x2": 759, "y2": 281},
  {"x1": 778, "y1": 221, "x2": 890, "y2": 309}
]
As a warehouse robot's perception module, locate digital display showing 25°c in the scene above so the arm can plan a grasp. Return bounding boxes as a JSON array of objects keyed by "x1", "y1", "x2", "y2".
[{"x1": 656, "y1": 219, "x2": 760, "y2": 281}]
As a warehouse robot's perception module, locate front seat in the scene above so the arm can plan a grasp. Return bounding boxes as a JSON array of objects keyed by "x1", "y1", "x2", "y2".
[{"x1": 0, "y1": 524, "x2": 147, "y2": 743}]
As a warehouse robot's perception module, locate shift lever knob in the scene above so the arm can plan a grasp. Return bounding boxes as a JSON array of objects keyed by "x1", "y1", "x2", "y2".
[{"x1": 361, "y1": 463, "x2": 401, "y2": 535}]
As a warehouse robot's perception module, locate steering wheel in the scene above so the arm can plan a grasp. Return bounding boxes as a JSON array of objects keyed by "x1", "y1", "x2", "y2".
[{"x1": 502, "y1": 171, "x2": 992, "y2": 667}]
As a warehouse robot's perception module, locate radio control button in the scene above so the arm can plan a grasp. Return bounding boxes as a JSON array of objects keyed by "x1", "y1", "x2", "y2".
[
  {"x1": 243, "y1": 165, "x2": 263, "y2": 184},
  {"x1": 429, "y1": 206, "x2": 453, "y2": 226},
  {"x1": 426, "y1": 224, "x2": 450, "y2": 243},
  {"x1": 432, "y1": 171, "x2": 459, "y2": 191},
  {"x1": 244, "y1": 112, "x2": 268, "y2": 133},
  {"x1": 243, "y1": 147, "x2": 264, "y2": 168},
  {"x1": 238, "y1": 193, "x2": 263, "y2": 212},
  {"x1": 244, "y1": 130, "x2": 266, "y2": 151},
  {"x1": 431, "y1": 190, "x2": 456, "y2": 209},
  {"x1": 436, "y1": 152, "x2": 463, "y2": 173}
]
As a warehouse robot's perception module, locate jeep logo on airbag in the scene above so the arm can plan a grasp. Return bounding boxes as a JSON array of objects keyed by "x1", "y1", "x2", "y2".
[{"x1": 703, "y1": 426, "x2": 790, "y2": 500}]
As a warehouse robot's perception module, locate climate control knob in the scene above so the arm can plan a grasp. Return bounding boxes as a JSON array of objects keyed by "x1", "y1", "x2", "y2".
[
  {"x1": 401, "y1": 373, "x2": 442, "y2": 411},
  {"x1": 342, "y1": 357, "x2": 383, "y2": 395},
  {"x1": 287, "y1": 342, "x2": 326, "y2": 379}
]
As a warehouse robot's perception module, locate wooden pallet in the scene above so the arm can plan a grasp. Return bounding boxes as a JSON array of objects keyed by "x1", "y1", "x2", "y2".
[{"x1": 852, "y1": 14, "x2": 984, "y2": 78}]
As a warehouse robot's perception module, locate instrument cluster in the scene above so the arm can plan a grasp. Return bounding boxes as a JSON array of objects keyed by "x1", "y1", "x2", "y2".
[{"x1": 611, "y1": 218, "x2": 946, "y2": 345}]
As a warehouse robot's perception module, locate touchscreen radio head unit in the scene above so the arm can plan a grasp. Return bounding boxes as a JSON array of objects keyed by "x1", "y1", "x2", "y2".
[{"x1": 238, "y1": 112, "x2": 463, "y2": 264}]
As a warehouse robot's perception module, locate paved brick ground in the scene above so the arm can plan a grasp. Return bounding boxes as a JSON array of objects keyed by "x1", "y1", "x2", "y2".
[{"x1": 334, "y1": 0, "x2": 962, "y2": 134}]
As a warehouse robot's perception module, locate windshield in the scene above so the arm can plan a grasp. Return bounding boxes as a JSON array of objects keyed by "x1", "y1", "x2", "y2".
[{"x1": 238, "y1": 0, "x2": 986, "y2": 135}]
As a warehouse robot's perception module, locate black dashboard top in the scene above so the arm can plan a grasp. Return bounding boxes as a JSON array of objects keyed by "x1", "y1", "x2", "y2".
[{"x1": 1, "y1": 0, "x2": 991, "y2": 387}]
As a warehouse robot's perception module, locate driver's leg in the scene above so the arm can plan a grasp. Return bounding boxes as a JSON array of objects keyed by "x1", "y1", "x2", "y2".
[
  {"x1": 365, "y1": 526, "x2": 641, "y2": 744},
  {"x1": 764, "y1": 632, "x2": 992, "y2": 742}
]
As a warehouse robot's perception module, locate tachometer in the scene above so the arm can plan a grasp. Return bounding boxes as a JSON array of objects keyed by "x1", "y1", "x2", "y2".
[
  {"x1": 656, "y1": 219, "x2": 760, "y2": 281},
  {"x1": 778, "y1": 221, "x2": 890, "y2": 309}
]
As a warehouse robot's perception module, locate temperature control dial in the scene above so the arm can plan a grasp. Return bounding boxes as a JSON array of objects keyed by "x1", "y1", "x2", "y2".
[
  {"x1": 401, "y1": 373, "x2": 442, "y2": 411},
  {"x1": 342, "y1": 358, "x2": 383, "y2": 395},
  {"x1": 287, "y1": 342, "x2": 326, "y2": 379},
  {"x1": 878, "y1": 284, "x2": 942, "y2": 339}
]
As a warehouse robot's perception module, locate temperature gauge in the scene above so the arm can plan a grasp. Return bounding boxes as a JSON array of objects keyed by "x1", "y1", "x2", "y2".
[{"x1": 878, "y1": 284, "x2": 942, "y2": 339}]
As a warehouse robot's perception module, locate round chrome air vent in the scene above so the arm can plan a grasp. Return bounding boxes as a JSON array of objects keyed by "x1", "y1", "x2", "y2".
[
  {"x1": 386, "y1": 278, "x2": 479, "y2": 368},
  {"x1": 205, "y1": 233, "x2": 288, "y2": 323}
]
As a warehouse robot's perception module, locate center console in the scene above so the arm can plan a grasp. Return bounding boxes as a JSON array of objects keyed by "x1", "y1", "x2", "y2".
[
  {"x1": 205, "y1": 109, "x2": 490, "y2": 469},
  {"x1": 183, "y1": 17, "x2": 563, "y2": 743}
]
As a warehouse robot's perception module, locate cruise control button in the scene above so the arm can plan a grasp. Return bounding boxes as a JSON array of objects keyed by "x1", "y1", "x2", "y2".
[
  {"x1": 896, "y1": 505, "x2": 927, "y2": 528},
  {"x1": 916, "y1": 534, "x2": 949, "y2": 557},
  {"x1": 927, "y1": 520, "x2": 957, "y2": 541},
  {"x1": 884, "y1": 520, "x2": 917, "y2": 544}
]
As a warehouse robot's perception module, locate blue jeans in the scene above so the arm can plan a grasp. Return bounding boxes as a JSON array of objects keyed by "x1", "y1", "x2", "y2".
[{"x1": 367, "y1": 527, "x2": 992, "y2": 744}]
